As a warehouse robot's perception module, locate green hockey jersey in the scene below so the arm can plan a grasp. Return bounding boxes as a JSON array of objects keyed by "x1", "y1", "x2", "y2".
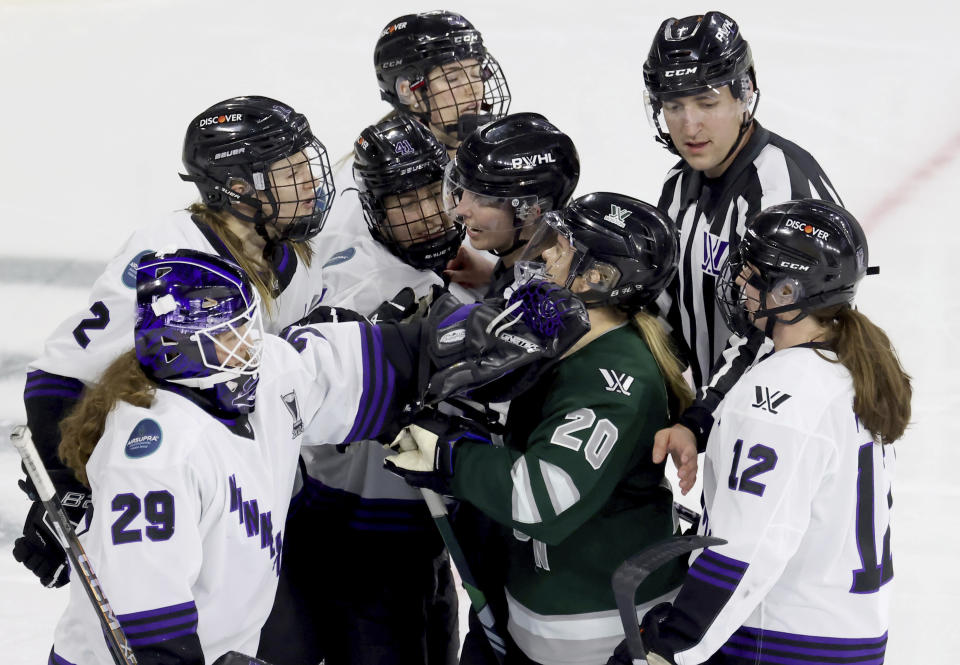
[{"x1": 450, "y1": 322, "x2": 685, "y2": 664}]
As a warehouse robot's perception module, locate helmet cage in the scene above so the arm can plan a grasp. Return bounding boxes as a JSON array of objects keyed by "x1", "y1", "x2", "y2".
[
  {"x1": 358, "y1": 182, "x2": 464, "y2": 271},
  {"x1": 135, "y1": 252, "x2": 265, "y2": 413}
]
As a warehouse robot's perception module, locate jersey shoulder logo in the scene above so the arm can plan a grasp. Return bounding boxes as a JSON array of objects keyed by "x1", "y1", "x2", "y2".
[
  {"x1": 599, "y1": 368, "x2": 634, "y2": 396},
  {"x1": 121, "y1": 250, "x2": 154, "y2": 288},
  {"x1": 282, "y1": 390, "x2": 304, "y2": 438},
  {"x1": 701, "y1": 232, "x2": 729, "y2": 277},
  {"x1": 322, "y1": 247, "x2": 356, "y2": 268},
  {"x1": 125, "y1": 418, "x2": 163, "y2": 458},
  {"x1": 751, "y1": 385, "x2": 791, "y2": 414}
]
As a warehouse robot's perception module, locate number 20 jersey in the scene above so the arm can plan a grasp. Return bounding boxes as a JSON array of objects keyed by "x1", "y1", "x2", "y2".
[{"x1": 665, "y1": 346, "x2": 893, "y2": 665}]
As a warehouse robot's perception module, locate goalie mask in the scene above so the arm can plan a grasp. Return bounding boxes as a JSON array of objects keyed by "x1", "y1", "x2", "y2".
[
  {"x1": 135, "y1": 249, "x2": 264, "y2": 414},
  {"x1": 715, "y1": 199, "x2": 875, "y2": 336},
  {"x1": 515, "y1": 192, "x2": 679, "y2": 311},
  {"x1": 353, "y1": 115, "x2": 463, "y2": 272},
  {"x1": 374, "y1": 11, "x2": 511, "y2": 143},
  {"x1": 180, "y1": 96, "x2": 335, "y2": 244}
]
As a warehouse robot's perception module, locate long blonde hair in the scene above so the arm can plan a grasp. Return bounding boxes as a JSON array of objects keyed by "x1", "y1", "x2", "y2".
[
  {"x1": 59, "y1": 350, "x2": 157, "y2": 487},
  {"x1": 813, "y1": 305, "x2": 912, "y2": 444},
  {"x1": 188, "y1": 204, "x2": 314, "y2": 313},
  {"x1": 631, "y1": 311, "x2": 694, "y2": 420}
]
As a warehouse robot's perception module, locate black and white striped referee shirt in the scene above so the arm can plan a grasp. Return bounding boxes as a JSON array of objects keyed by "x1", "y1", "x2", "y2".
[{"x1": 655, "y1": 121, "x2": 841, "y2": 412}]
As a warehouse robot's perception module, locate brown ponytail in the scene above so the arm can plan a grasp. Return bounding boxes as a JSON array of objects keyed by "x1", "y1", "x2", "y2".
[
  {"x1": 813, "y1": 306, "x2": 912, "y2": 444},
  {"x1": 632, "y1": 311, "x2": 694, "y2": 419},
  {"x1": 188, "y1": 203, "x2": 315, "y2": 314},
  {"x1": 59, "y1": 350, "x2": 157, "y2": 487}
]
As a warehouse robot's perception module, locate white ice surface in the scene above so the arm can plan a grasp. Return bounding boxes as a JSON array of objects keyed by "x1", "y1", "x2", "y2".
[{"x1": 1, "y1": 1, "x2": 958, "y2": 662}]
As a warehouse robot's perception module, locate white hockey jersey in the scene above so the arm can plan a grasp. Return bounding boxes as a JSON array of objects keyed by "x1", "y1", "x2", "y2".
[
  {"x1": 30, "y1": 212, "x2": 326, "y2": 385},
  {"x1": 664, "y1": 345, "x2": 893, "y2": 664},
  {"x1": 50, "y1": 326, "x2": 397, "y2": 665}
]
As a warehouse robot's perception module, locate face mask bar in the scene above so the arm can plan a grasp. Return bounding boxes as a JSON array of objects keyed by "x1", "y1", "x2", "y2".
[
  {"x1": 260, "y1": 138, "x2": 336, "y2": 242},
  {"x1": 716, "y1": 253, "x2": 806, "y2": 336}
]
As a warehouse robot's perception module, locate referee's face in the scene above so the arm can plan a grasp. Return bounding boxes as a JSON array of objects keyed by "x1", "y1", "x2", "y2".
[{"x1": 662, "y1": 86, "x2": 745, "y2": 177}]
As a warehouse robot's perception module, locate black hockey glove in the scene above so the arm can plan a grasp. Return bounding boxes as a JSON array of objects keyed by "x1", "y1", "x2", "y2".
[
  {"x1": 420, "y1": 279, "x2": 590, "y2": 405},
  {"x1": 368, "y1": 286, "x2": 419, "y2": 324},
  {"x1": 383, "y1": 412, "x2": 492, "y2": 495},
  {"x1": 294, "y1": 303, "x2": 369, "y2": 326},
  {"x1": 12, "y1": 470, "x2": 91, "y2": 588},
  {"x1": 607, "y1": 602, "x2": 676, "y2": 665}
]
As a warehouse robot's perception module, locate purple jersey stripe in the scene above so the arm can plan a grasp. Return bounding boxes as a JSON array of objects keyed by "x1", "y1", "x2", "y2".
[
  {"x1": 126, "y1": 623, "x2": 198, "y2": 647},
  {"x1": 368, "y1": 325, "x2": 393, "y2": 439},
  {"x1": 728, "y1": 632, "x2": 886, "y2": 659},
  {"x1": 736, "y1": 626, "x2": 888, "y2": 647},
  {"x1": 345, "y1": 325, "x2": 374, "y2": 442},
  {"x1": 719, "y1": 643, "x2": 884, "y2": 665},
  {"x1": 688, "y1": 566, "x2": 738, "y2": 592},
  {"x1": 438, "y1": 303, "x2": 478, "y2": 329},
  {"x1": 25, "y1": 373, "x2": 83, "y2": 389},
  {"x1": 356, "y1": 325, "x2": 385, "y2": 440},
  {"x1": 693, "y1": 557, "x2": 745, "y2": 584},
  {"x1": 49, "y1": 650, "x2": 79, "y2": 665},
  {"x1": 116, "y1": 600, "x2": 196, "y2": 622},
  {"x1": 700, "y1": 547, "x2": 749, "y2": 572},
  {"x1": 121, "y1": 611, "x2": 198, "y2": 634},
  {"x1": 23, "y1": 388, "x2": 85, "y2": 400}
]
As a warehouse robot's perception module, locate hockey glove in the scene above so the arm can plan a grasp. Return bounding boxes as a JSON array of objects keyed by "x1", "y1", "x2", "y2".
[
  {"x1": 383, "y1": 415, "x2": 492, "y2": 495},
  {"x1": 638, "y1": 602, "x2": 678, "y2": 665},
  {"x1": 420, "y1": 279, "x2": 590, "y2": 405},
  {"x1": 294, "y1": 303, "x2": 369, "y2": 326},
  {"x1": 12, "y1": 470, "x2": 91, "y2": 588},
  {"x1": 369, "y1": 286, "x2": 420, "y2": 323}
]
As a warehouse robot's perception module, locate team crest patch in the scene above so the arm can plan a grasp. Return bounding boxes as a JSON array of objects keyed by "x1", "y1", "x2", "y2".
[
  {"x1": 322, "y1": 247, "x2": 356, "y2": 268},
  {"x1": 599, "y1": 368, "x2": 634, "y2": 396},
  {"x1": 121, "y1": 250, "x2": 154, "y2": 289},
  {"x1": 282, "y1": 390, "x2": 304, "y2": 438},
  {"x1": 125, "y1": 419, "x2": 163, "y2": 458}
]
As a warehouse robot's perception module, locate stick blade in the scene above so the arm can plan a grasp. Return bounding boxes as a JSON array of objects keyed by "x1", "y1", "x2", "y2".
[{"x1": 612, "y1": 535, "x2": 726, "y2": 661}]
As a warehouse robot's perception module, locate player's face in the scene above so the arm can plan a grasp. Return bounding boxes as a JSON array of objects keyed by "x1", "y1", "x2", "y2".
[
  {"x1": 662, "y1": 85, "x2": 747, "y2": 177},
  {"x1": 260, "y1": 149, "x2": 320, "y2": 230},
  {"x1": 210, "y1": 323, "x2": 260, "y2": 369},
  {"x1": 539, "y1": 233, "x2": 575, "y2": 287},
  {"x1": 423, "y1": 58, "x2": 485, "y2": 131},
  {"x1": 382, "y1": 182, "x2": 451, "y2": 248},
  {"x1": 453, "y1": 190, "x2": 516, "y2": 252}
]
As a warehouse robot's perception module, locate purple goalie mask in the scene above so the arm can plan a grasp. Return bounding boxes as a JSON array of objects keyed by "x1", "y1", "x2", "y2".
[{"x1": 135, "y1": 249, "x2": 264, "y2": 413}]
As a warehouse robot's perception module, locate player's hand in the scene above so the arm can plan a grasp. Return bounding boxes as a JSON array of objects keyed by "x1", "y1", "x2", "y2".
[
  {"x1": 384, "y1": 415, "x2": 491, "y2": 494},
  {"x1": 653, "y1": 424, "x2": 698, "y2": 495},
  {"x1": 12, "y1": 470, "x2": 90, "y2": 588},
  {"x1": 444, "y1": 245, "x2": 495, "y2": 289},
  {"x1": 369, "y1": 287, "x2": 419, "y2": 324}
]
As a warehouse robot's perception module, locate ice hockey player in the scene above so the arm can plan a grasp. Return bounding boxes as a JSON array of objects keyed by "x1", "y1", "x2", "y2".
[
  {"x1": 257, "y1": 115, "x2": 473, "y2": 665},
  {"x1": 386, "y1": 192, "x2": 693, "y2": 665},
  {"x1": 442, "y1": 112, "x2": 580, "y2": 298},
  {"x1": 640, "y1": 12, "x2": 843, "y2": 479},
  {"x1": 318, "y1": 9, "x2": 511, "y2": 244},
  {"x1": 15, "y1": 96, "x2": 335, "y2": 590},
  {"x1": 45, "y1": 247, "x2": 589, "y2": 665},
  {"x1": 608, "y1": 199, "x2": 910, "y2": 664}
]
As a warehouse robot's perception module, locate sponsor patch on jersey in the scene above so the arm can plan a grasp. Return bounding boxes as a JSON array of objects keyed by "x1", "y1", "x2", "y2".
[
  {"x1": 322, "y1": 247, "x2": 356, "y2": 268},
  {"x1": 124, "y1": 419, "x2": 163, "y2": 458},
  {"x1": 121, "y1": 250, "x2": 154, "y2": 289}
]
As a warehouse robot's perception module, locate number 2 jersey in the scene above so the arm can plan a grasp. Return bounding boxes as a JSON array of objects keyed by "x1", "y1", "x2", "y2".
[
  {"x1": 25, "y1": 212, "x2": 326, "y2": 467},
  {"x1": 659, "y1": 345, "x2": 893, "y2": 664},
  {"x1": 49, "y1": 325, "x2": 401, "y2": 665}
]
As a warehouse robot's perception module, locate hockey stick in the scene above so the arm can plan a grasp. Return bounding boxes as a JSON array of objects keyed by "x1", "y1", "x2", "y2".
[
  {"x1": 612, "y1": 534, "x2": 726, "y2": 663},
  {"x1": 6, "y1": 424, "x2": 138, "y2": 665},
  {"x1": 420, "y1": 488, "x2": 507, "y2": 663},
  {"x1": 673, "y1": 502, "x2": 700, "y2": 526}
]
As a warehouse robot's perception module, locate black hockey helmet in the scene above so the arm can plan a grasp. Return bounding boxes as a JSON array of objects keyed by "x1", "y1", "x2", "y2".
[
  {"x1": 180, "y1": 96, "x2": 335, "y2": 244},
  {"x1": 442, "y1": 111, "x2": 579, "y2": 225},
  {"x1": 716, "y1": 199, "x2": 876, "y2": 335},
  {"x1": 353, "y1": 115, "x2": 464, "y2": 272},
  {"x1": 516, "y1": 192, "x2": 679, "y2": 311},
  {"x1": 374, "y1": 11, "x2": 511, "y2": 142},
  {"x1": 642, "y1": 12, "x2": 758, "y2": 154}
]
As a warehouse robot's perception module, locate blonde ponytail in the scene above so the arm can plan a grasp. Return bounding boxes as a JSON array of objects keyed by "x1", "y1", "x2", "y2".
[{"x1": 632, "y1": 311, "x2": 694, "y2": 419}]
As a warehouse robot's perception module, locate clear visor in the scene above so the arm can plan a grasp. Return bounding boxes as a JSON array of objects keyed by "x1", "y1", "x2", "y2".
[
  {"x1": 193, "y1": 290, "x2": 265, "y2": 378},
  {"x1": 441, "y1": 160, "x2": 541, "y2": 229},
  {"x1": 513, "y1": 211, "x2": 579, "y2": 287},
  {"x1": 643, "y1": 77, "x2": 756, "y2": 140}
]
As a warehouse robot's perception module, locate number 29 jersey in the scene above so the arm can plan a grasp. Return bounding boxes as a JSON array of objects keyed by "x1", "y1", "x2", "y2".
[{"x1": 665, "y1": 346, "x2": 894, "y2": 664}]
